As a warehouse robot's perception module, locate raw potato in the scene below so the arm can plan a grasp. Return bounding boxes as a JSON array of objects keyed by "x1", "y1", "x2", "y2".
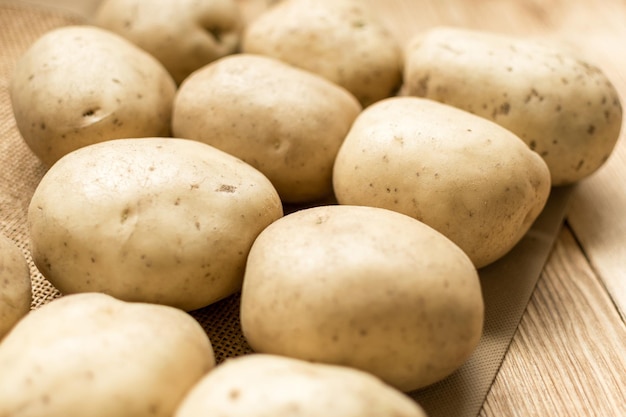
[
  {"x1": 240, "y1": 205, "x2": 484, "y2": 392},
  {"x1": 175, "y1": 354, "x2": 428, "y2": 417},
  {"x1": 0, "y1": 234, "x2": 31, "y2": 340},
  {"x1": 172, "y1": 54, "x2": 362, "y2": 203},
  {"x1": 242, "y1": 0, "x2": 402, "y2": 107},
  {"x1": 10, "y1": 25, "x2": 176, "y2": 167},
  {"x1": 27, "y1": 138, "x2": 283, "y2": 311},
  {"x1": 333, "y1": 97, "x2": 551, "y2": 268},
  {"x1": 94, "y1": 0, "x2": 243, "y2": 85},
  {"x1": 0, "y1": 293, "x2": 215, "y2": 417},
  {"x1": 404, "y1": 26, "x2": 623, "y2": 185}
]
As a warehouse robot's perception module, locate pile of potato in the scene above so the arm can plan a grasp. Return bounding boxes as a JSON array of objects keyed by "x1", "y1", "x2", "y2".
[{"x1": 1, "y1": 0, "x2": 622, "y2": 415}]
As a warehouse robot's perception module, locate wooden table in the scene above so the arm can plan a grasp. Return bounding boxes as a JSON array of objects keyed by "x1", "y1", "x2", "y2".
[{"x1": 8, "y1": 0, "x2": 626, "y2": 415}]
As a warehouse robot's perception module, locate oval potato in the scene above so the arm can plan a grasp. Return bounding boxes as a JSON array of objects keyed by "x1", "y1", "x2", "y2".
[
  {"x1": 333, "y1": 97, "x2": 551, "y2": 268},
  {"x1": 242, "y1": 0, "x2": 402, "y2": 107},
  {"x1": 10, "y1": 25, "x2": 176, "y2": 167},
  {"x1": 404, "y1": 26, "x2": 623, "y2": 185},
  {"x1": 172, "y1": 53, "x2": 361, "y2": 203},
  {"x1": 240, "y1": 205, "x2": 484, "y2": 392},
  {"x1": 0, "y1": 234, "x2": 31, "y2": 340},
  {"x1": 28, "y1": 138, "x2": 283, "y2": 311},
  {"x1": 0, "y1": 293, "x2": 215, "y2": 417},
  {"x1": 94, "y1": 0, "x2": 243, "y2": 84},
  {"x1": 176, "y1": 354, "x2": 428, "y2": 417}
]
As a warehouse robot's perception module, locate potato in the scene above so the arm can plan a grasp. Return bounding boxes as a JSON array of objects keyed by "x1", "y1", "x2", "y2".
[
  {"x1": 0, "y1": 234, "x2": 31, "y2": 340},
  {"x1": 9, "y1": 25, "x2": 176, "y2": 167},
  {"x1": 403, "y1": 26, "x2": 623, "y2": 185},
  {"x1": 240, "y1": 205, "x2": 484, "y2": 392},
  {"x1": 333, "y1": 97, "x2": 551, "y2": 268},
  {"x1": 27, "y1": 137, "x2": 283, "y2": 311},
  {"x1": 172, "y1": 53, "x2": 362, "y2": 203},
  {"x1": 94, "y1": 0, "x2": 243, "y2": 85},
  {"x1": 0, "y1": 293, "x2": 215, "y2": 417},
  {"x1": 176, "y1": 354, "x2": 428, "y2": 417},
  {"x1": 242, "y1": 0, "x2": 402, "y2": 107}
]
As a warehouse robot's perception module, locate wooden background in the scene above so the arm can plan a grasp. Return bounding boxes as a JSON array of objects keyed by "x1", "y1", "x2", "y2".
[{"x1": 7, "y1": 0, "x2": 626, "y2": 415}]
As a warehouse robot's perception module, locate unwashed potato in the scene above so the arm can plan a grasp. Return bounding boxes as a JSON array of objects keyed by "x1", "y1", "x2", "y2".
[
  {"x1": 333, "y1": 97, "x2": 551, "y2": 268},
  {"x1": 0, "y1": 293, "x2": 215, "y2": 417},
  {"x1": 240, "y1": 205, "x2": 484, "y2": 392},
  {"x1": 10, "y1": 25, "x2": 176, "y2": 167},
  {"x1": 0, "y1": 234, "x2": 31, "y2": 340},
  {"x1": 175, "y1": 354, "x2": 428, "y2": 417},
  {"x1": 27, "y1": 138, "x2": 283, "y2": 311},
  {"x1": 242, "y1": 0, "x2": 402, "y2": 107},
  {"x1": 94, "y1": 0, "x2": 243, "y2": 85},
  {"x1": 404, "y1": 26, "x2": 623, "y2": 185},
  {"x1": 172, "y1": 53, "x2": 362, "y2": 203}
]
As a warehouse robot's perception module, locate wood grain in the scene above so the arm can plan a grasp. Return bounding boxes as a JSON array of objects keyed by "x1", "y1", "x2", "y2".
[{"x1": 481, "y1": 226, "x2": 626, "y2": 417}]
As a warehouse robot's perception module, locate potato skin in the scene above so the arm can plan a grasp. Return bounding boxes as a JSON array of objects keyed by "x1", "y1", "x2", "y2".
[
  {"x1": 240, "y1": 205, "x2": 484, "y2": 392},
  {"x1": 9, "y1": 25, "x2": 176, "y2": 167},
  {"x1": 242, "y1": 0, "x2": 402, "y2": 107},
  {"x1": 172, "y1": 54, "x2": 362, "y2": 203},
  {"x1": 0, "y1": 293, "x2": 215, "y2": 417},
  {"x1": 27, "y1": 138, "x2": 283, "y2": 311},
  {"x1": 175, "y1": 354, "x2": 428, "y2": 417},
  {"x1": 333, "y1": 97, "x2": 551, "y2": 268},
  {"x1": 0, "y1": 234, "x2": 31, "y2": 340},
  {"x1": 94, "y1": 0, "x2": 243, "y2": 84},
  {"x1": 404, "y1": 26, "x2": 623, "y2": 185}
]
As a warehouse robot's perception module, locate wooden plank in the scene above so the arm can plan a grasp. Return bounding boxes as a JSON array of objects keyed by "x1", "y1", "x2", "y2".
[{"x1": 480, "y1": 226, "x2": 626, "y2": 417}]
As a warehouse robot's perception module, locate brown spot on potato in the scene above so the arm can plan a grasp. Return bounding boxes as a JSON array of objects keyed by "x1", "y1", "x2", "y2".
[
  {"x1": 587, "y1": 124, "x2": 596, "y2": 135},
  {"x1": 82, "y1": 108, "x2": 99, "y2": 117},
  {"x1": 120, "y1": 208, "x2": 131, "y2": 223},
  {"x1": 229, "y1": 389, "x2": 241, "y2": 400},
  {"x1": 216, "y1": 184, "x2": 237, "y2": 193},
  {"x1": 416, "y1": 74, "x2": 430, "y2": 96}
]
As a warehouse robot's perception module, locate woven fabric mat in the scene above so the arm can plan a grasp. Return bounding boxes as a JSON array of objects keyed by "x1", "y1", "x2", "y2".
[{"x1": 0, "y1": 2, "x2": 572, "y2": 416}]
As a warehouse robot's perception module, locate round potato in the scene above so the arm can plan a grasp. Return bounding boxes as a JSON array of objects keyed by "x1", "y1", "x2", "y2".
[
  {"x1": 172, "y1": 53, "x2": 362, "y2": 203},
  {"x1": 94, "y1": 0, "x2": 243, "y2": 85},
  {"x1": 242, "y1": 0, "x2": 402, "y2": 107},
  {"x1": 333, "y1": 97, "x2": 551, "y2": 268},
  {"x1": 404, "y1": 26, "x2": 623, "y2": 185},
  {"x1": 10, "y1": 25, "x2": 176, "y2": 167},
  {"x1": 0, "y1": 234, "x2": 31, "y2": 340},
  {"x1": 240, "y1": 205, "x2": 484, "y2": 392},
  {"x1": 28, "y1": 138, "x2": 283, "y2": 311},
  {"x1": 0, "y1": 293, "x2": 215, "y2": 417},
  {"x1": 176, "y1": 354, "x2": 428, "y2": 417}
]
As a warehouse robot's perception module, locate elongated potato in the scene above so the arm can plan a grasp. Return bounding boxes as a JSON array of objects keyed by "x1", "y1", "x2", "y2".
[
  {"x1": 0, "y1": 293, "x2": 215, "y2": 417},
  {"x1": 333, "y1": 97, "x2": 551, "y2": 268},
  {"x1": 172, "y1": 54, "x2": 361, "y2": 203},
  {"x1": 0, "y1": 234, "x2": 31, "y2": 340},
  {"x1": 404, "y1": 26, "x2": 623, "y2": 185},
  {"x1": 94, "y1": 0, "x2": 243, "y2": 84},
  {"x1": 10, "y1": 25, "x2": 176, "y2": 167},
  {"x1": 242, "y1": 0, "x2": 402, "y2": 106},
  {"x1": 241, "y1": 205, "x2": 484, "y2": 392},
  {"x1": 28, "y1": 138, "x2": 283, "y2": 311},
  {"x1": 176, "y1": 354, "x2": 428, "y2": 417}
]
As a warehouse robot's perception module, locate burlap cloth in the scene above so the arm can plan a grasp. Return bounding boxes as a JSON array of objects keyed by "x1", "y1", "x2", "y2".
[{"x1": 0, "y1": 2, "x2": 572, "y2": 416}]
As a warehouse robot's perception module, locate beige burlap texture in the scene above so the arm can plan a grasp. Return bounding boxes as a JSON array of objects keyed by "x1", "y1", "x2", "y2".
[{"x1": 0, "y1": 3, "x2": 572, "y2": 416}]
